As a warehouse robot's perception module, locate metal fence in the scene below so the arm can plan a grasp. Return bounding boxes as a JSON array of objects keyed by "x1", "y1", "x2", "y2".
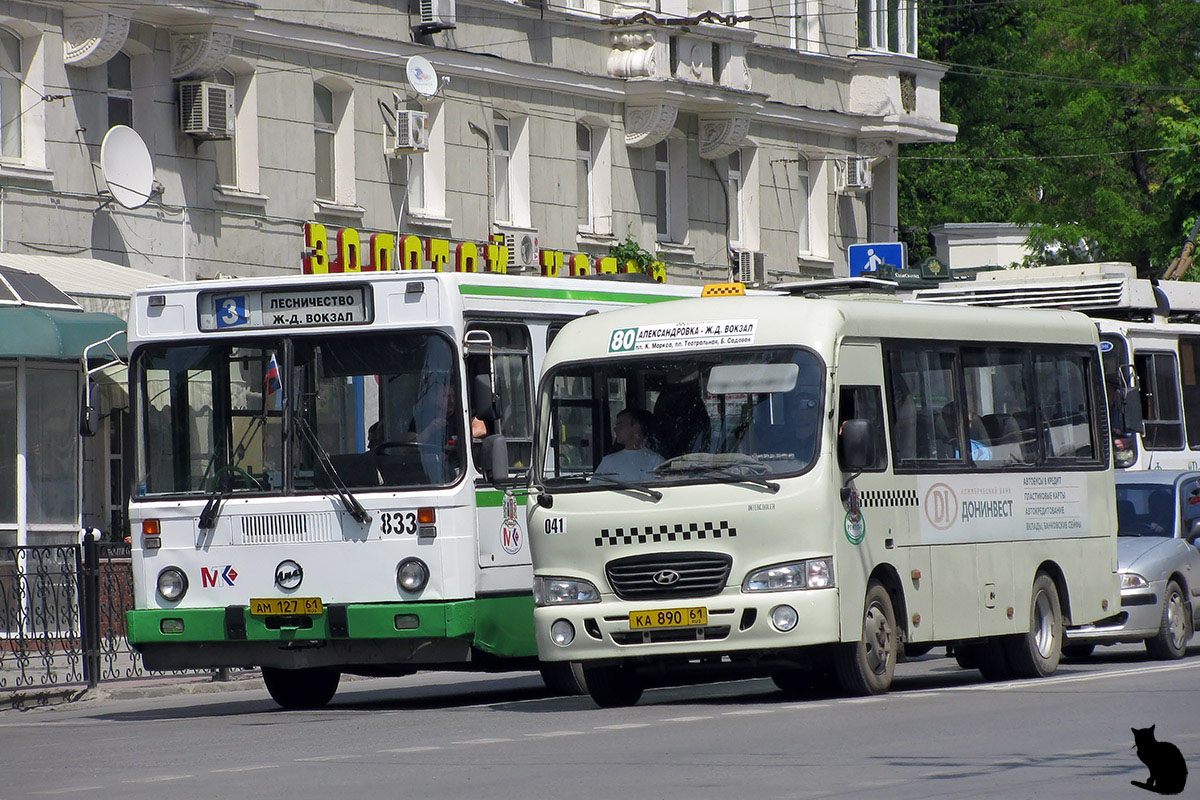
[{"x1": 0, "y1": 534, "x2": 208, "y2": 691}]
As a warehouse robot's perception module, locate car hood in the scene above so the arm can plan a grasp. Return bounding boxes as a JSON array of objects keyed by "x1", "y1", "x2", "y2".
[{"x1": 1118, "y1": 536, "x2": 1178, "y2": 574}]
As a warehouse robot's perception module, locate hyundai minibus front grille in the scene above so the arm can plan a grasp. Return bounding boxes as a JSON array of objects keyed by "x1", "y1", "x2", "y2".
[{"x1": 605, "y1": 552, "x2": 732, "y2": 600}]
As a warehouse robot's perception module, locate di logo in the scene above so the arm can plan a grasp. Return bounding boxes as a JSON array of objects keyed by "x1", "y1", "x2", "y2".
[{"x1": 924, "y1": 483, "x2": 958, "y2": 531}]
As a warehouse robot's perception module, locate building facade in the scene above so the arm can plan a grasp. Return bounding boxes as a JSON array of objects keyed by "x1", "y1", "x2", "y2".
[{"x1": 0, "y1": 0, "x2": 954, "y2": 286}]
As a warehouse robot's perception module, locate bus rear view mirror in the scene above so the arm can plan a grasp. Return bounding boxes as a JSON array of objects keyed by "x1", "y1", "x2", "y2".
[
  {"x1": 1120, "y1": 386, "x2": 1144, "y2": 436},
  {"x1": 838, "y1": 418, "x2": 876, "y2": 472},
  {"x1": 79, "y1": 378, "x2": 99, "y2": 438},
  {"x1": 480, "y1": 434, "x2": 510, "y2": 484}
]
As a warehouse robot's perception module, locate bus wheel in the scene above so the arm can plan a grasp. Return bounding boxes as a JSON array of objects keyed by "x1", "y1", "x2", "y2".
[
  {"x1": 833, "y1": 581, "x2": 897, "y2": 696},
  {"x1": 582, "y1": 663, "x2": 643, "y2": 708},
  {"x1": 1145, "y1": 580, "x2": 1191, "y2": 660},
  {"x1": 969, "y1": 638, "x2": 1013, "y2": 681},
  {"x1": 539, "y1": 662, "x2": 587, "y2": 695},
  {"x1": 261, "y1": 666, "x2": 340, "y2": 710},
  {"x1": 1003, "y1": 572, "x2": 1062, "y2": 678}
]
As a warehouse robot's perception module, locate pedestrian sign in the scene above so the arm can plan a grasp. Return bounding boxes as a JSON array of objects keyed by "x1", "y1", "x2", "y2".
[{"x1": 848, "y1": 242, "x2": 906, "y2": 277}]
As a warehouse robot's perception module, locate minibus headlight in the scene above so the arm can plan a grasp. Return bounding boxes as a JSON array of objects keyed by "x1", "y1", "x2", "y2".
[
  {"x1": 156, "y1": 567, "x2": 188, "y2": 602},
  {"x1": 397, "y1": 558, "x2": 430, "y2": 593},
  {"x1": 533, "y1": 576, "x2": 600, "y2": 606},
  {"x1": 742, "y1": 558, "x2": 834, "y2": 592},
  {"x1": 1120, "y1": 572, "x2": 1149, "y2": 591}
]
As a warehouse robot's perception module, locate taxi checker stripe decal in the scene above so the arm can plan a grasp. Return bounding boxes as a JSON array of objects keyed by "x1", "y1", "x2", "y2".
[
  {"x1": 858, "y1": 489, "x2": 919, "y2": 508},
  {"x1": 595, "y1": 521, "x2": 736, "y2": 547}
]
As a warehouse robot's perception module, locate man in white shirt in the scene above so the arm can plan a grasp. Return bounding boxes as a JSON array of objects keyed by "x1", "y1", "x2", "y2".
[{"x1": 595, "y1": 408, "x2": 663, "y2": 481}]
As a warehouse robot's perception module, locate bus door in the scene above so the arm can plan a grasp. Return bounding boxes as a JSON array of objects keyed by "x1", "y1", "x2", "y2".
[{"x1": 466, "y1": 321, "x2": 535, "y2": 573}]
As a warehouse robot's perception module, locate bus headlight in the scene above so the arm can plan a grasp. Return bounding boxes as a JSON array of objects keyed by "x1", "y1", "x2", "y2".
[
  {"x1": 156, "y1": 567, "x2": 188, "y2": 602},
  {"x1": 1120, "y1": 572, "x2": 1149, "y2": 591},
  {"x1": 397, "y1": 558, "x2": 429, "y2": 593},
  {"x1": 770, "y1": 605, "x2": 799, "y2": 632},
  {"x1": 550, "y1": 619, "x2": 576, "y2": 646},
  {"x1": 533, "y1": 576, "x2": 600, "y2": 606},
  {"x1": 742, "y1": 558, "x2": 834, "y2": 592}
]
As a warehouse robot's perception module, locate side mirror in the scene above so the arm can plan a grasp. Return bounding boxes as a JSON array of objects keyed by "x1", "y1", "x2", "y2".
[
  {"x1": 1120, "y1": 386, "x2": 1145, "y2": 436},
  {"x1": 1187, "y1": 517, "x2": 1200, "y2": 544},
  {"x1": 471, "y1": 373, "x2": 497, "y2": 424},
  {"x1": 480, "y1": 434, "x2": 510, "y2": 484},
  {"x1": 79, "y1": 378, "x2": 99, "y2": 437},
  {"x1": 838, "y1": 419, "x2": 877, "y2": 472}
]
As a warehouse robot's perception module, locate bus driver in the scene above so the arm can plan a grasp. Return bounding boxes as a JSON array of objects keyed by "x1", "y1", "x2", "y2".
[{"x1": 595, "y1": 408, "x2": 663, "y2": 481}]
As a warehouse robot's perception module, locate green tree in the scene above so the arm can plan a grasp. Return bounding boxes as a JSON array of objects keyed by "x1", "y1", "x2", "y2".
[{"x1": 901, "y1": 0, "x2": 1200, "y2": 276}]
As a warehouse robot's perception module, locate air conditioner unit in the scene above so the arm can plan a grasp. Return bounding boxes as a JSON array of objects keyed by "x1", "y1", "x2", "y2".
[
  {"x1": 178, "y1": 81, "x2": 234, "y2": 140},
  {"x1": 839, "y1": 156, "x2": 873, "y2": 193},
  {"x1": 391, "y1": 109, "x2": 430, "y2": 155},
  {"x1": 503, "y1": 230, "x2": 539, "y2": 270},
  {"x1": 416, "y1": 0, "x2": 457, "y2": 33},
  {"x1": 735, "y1": 249, "x2": 767, "y2": 285}
]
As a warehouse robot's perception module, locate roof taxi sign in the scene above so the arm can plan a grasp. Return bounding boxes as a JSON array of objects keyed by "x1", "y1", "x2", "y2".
[
  {"x1": 302, "y1": 223, "x2": 667, "y2": 282},
  {"x1": 199, "y1": 285, "x2": 371, "y2": 331}
]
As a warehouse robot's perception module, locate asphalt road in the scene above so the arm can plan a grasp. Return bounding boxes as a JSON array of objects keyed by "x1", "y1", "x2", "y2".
[{"x1": 2, "y1": 644, "x2": 1196, "y2": 800}]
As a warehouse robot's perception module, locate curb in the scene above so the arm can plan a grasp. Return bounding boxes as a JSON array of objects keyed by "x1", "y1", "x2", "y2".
[{"x1": 2, "y1": 673, "x2": 266, "y2": 712}]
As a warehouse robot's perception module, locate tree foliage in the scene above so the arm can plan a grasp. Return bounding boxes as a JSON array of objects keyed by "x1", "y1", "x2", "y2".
[{"x1": 900, "y1": 0, "x2": 1200, "y2": 275}]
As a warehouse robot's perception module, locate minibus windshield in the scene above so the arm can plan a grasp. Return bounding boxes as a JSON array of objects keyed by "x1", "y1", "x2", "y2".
[{"x1": 538, "y1": 348, "x2": 824, "y2": 488}]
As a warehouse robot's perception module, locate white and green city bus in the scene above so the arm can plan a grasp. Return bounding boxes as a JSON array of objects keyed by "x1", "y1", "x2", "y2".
[
  {"x1": 122, "y1": 269, "x2": 696, "y2": 708},
  {"x1": 529, "y1": 283, "x2": 1121, "y2": 706}
]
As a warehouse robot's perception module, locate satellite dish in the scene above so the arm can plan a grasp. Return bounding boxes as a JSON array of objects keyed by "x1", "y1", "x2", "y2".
[
  {"x1": 406, "y1": 56, "x2": 439, "y2": 97},
  {"x1": 100, "y1": 125, "x2": 155, "y2": 209}
]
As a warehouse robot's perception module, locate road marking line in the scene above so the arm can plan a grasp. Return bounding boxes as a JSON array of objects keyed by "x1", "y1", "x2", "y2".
[
  {"x1": 209, "y1": 765, "x2": 280, "y2": 774},
  {"x1": 378, "y1": 746, "x2": 443, "y2": 754},
  {"x1": 452, "y1": 738, "x2": 514, "y2": 745},
  {"x1": 295, "y1": 754, "x2": 360, "y2": 762},
  {"x1": 523, "y1": 731, "x2": 587, "y2": 738},
  {"x1": 595, "y1": 723, "x2": 652, "y2": 730},
  {"x1": 661, "y1": 716, "x2": 713, "y2": 723},
  {"x1": 121, "y1": 775, "x2": 194, "y2": 784},
  {"x1": 721, "y1": 709, "x2": 774, "y2": 716},
  {"x1": 29, "y1": 788, "x2": 104, "y2": 795}
]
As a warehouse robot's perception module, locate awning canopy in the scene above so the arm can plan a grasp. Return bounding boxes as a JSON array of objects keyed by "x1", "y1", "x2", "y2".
[
  {"x1": 0, "y1": 307, "x2": 126, "y2": 360},
  {"x1": 0, "y1": 253, "x2": 168, "y2": 301}
]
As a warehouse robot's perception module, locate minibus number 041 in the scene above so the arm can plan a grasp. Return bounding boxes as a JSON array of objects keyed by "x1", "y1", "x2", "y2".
[{"x1": 609, "y1": 328, "x2": 638, "y2": 352}]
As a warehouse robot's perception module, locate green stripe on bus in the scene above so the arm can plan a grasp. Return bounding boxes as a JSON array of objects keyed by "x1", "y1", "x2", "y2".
[
  {"x1": 475, "y1": 490, "x2": 528, "y2": 507},
  {"x1": 458, "y1": 284, "x2": 681, "y2": 305}
]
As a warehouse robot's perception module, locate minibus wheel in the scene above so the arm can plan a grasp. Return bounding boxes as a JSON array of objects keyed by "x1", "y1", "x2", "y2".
[
  {"x1": 582, "y1": 663, "x2": 643, "y2": 707},
  {"x1": 833, "y1": 580, "x2": 897, "y2": 695},
  {"x1": 539, "y1": 661, "x2": 587, "y2": 695},
  {"x1": 1003, "y1": 572, "x2": 1062, "y2": 678},
  {"x1": 261, "y1": 666, "x2": 340, "y2": 710}
]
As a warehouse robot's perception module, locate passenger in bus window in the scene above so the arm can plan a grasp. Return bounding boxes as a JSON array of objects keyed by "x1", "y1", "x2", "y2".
[{"x1": 595, "y1": 408, "x2": 662, "y2": 480}]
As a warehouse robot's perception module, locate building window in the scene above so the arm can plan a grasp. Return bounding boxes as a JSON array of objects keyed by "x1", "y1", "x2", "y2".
[
  {"x1": 728, "y1": 150, "x2": 743, "y2": 246},
  {"x1": 576, "y1": 123, "x2": 592, "y2": 230},
  {"x1": 26, "y1": 367, "x2": 79, "y2": 525},
  {"x1": 858, "y1": 0, "x2": 917, "y2": 55},
  {"x1": 107, "y1": 51, "x2": 133, "y2": 129},
  {"x1": 493, "y1": 111, "x2": 511, "y2": 224},
  {"x1": 212, "y1": 69, "x2": 237, "y2": 187},
  {"x1": 0, "y1": 30, "x2": 20, "y2": 158},
  {"x1": 655, "y1": 141, "x2": 670, "y2": 241},
  {"x1": 791, "y1": 0, "x2": 821, "y2": 52},
  {"x1": 0, "y1": 364, "x2": 14, "y2": 528},
  {"x1": 796, "y1": 155, "x2": 811, "y2": 254},
  {"x1": 210, "y1": 65, "x2": 261, "y2": 195},
  {"x1": 314, "y1": 83, "x2": 335, "y2": 201}
]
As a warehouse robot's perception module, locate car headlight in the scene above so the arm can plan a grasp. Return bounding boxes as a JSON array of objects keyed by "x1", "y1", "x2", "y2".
[
  {"x1": 156, "y1": 567, "x2": 188, "y2": 602},
  {"x1": 1120, "y1": 572, "x2": 1149, "y2": 591},
  {"x1": 743, "y1": 558, "x2": 834, "y2": 592},
  {"x1": 397, "y1": 558, "x2": 430, "y2": 593},
  {"x1": 533, "y1": 576, "x2": 600, "y2": 606}
]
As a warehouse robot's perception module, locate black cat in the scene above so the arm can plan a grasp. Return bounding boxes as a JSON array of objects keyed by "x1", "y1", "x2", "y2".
[{"x1": 1131, "y1": 725, "x2": 1188, "y2": 795}]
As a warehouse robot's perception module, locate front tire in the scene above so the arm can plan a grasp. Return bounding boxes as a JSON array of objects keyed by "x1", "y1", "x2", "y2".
[
  {"x1": 540, "y1": 662, "x2": 587, "y2": 695},
  {"x1": 261, "y1": 666, "x2": 340, "y2": 710},
  {"x1": 833, "y1": 581, "x2": 897, "y2": 696},
  {"x1": 582, "y1": 663, "x2": 643, "y2": 708},
  {"x1": 1145, "y1": 580, "x2": 1191, "y2": 660},
  {"x1": 1004, "y1": 572, "x2": 1063, "y2": 678}
]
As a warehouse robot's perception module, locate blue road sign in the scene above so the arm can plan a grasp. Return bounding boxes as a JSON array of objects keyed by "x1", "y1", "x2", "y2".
[{"x1": 848, "y1": 242, "x2": 907, "y2": 277}]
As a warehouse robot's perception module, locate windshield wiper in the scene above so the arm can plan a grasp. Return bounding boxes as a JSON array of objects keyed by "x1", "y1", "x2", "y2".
[
  {"x1": 699, "y1": 468, "x2": 780, "y2": 493},
  {"x1": 588, "y1": 474, "x2": 662, "y2": 501},
  {"x1": 652, "y1": 453, "x2": 779, "y2": 491},
  {"x1": 294, "y1": 413, "x2": 371, "y2": 525},
  {"x1": 198, "y1": 414, "x2": 267, "y2": 530}
]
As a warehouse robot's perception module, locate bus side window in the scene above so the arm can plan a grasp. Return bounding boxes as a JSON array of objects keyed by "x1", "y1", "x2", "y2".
[
  {"x1": 466, "y1": 322, "x2": 534, "y2": 474},
  {"x1": 837, "y1": 386, "x2": 887, "y2": 471},
  {"x1": 1135, "y1": 351, "x2": 1184, "y2": 450}
]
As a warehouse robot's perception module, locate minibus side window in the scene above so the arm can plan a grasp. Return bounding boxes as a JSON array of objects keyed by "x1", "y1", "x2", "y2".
[
  {"x1": 837, "y1": 386, "x2": 887, "y2": 471},
  {"x1": 884, "y1": 347, "x2": 961, "y2": 471},
  {"x1": 1135, "y1": 351, "x2": 1184, "y2": 450},
  {"x1": 1033, "y1": 353, "x2": 1097, "y2": 462}
]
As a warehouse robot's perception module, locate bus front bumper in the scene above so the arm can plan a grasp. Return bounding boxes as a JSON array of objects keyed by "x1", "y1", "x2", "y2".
[{"x1": 533, "y1": 587, "x2": 841, "y2": 664}]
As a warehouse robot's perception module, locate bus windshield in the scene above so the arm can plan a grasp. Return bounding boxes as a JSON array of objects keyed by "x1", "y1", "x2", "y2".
[
  {"x1": 133, "y1": 332, "x2": 465, "y2": 497},
  {"x1": 538, "y1": 348, "x2": 824, "y2": 489}
]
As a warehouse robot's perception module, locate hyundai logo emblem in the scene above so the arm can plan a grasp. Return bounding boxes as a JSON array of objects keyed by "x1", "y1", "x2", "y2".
[
  {"x1": 652, "y1": 569, "x2": 681, "y2": 586},
  {"x1": 274, "y1": 560, "x2": 303, "y2": 590}
]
